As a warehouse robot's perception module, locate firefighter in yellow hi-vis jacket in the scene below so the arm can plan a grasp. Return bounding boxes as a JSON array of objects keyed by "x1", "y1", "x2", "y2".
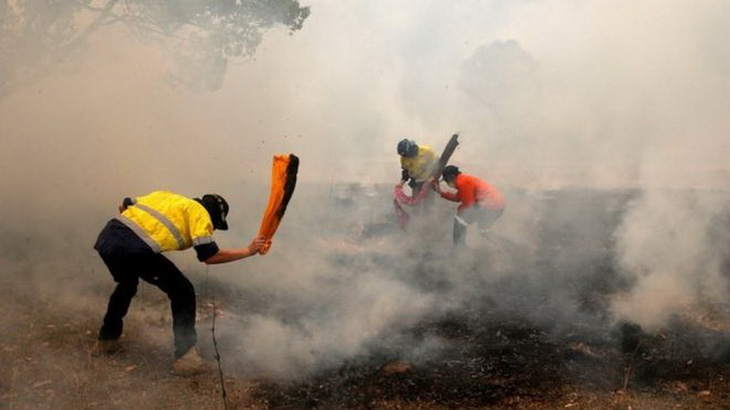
[
  {"x1": 91, "y1": 191, "x2": 265, "y2": 375},
  {"x1": 397, "y1": 138, "x2": 437, "y2": 196}
]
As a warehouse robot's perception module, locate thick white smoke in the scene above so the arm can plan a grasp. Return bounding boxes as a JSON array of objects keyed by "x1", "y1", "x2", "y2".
[{"x1": 2, "y1": 0, "x2": 730, "y2": 379}]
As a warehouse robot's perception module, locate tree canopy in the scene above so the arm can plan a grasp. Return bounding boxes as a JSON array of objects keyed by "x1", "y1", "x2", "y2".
[{"x1": 0, "y1": 0, "x2": 310, "y2": 98}]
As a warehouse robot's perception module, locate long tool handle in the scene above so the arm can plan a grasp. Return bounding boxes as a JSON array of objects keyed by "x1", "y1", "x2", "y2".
[{"x1": 432, "y1": 133, "x2": 460, "y2": 178}]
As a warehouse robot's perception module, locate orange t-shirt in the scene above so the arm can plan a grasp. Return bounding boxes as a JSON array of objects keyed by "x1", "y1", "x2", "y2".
[{"x1": 440, "y1": 174, "x2": 505, "y2": 214}]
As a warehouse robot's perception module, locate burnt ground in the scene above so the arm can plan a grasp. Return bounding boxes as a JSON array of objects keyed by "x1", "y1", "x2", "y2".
[
  {"x1": 2, "y1": 187, "x2": 730, "y2": 408},
  {"x1": 253, "y1": 309, "x2": 730, "y2": 409},
  {"x1": 2, "y1": 273, "x2": 730, "y2": 409}
]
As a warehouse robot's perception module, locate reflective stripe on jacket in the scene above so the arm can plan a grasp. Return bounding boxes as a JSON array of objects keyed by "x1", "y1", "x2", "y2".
[
  {"x1": 119, "y1": 191, "x2": 214, "y2": 253},
  {"x1": 400, "y1": 144, "x2": 437, "y2": 181}
]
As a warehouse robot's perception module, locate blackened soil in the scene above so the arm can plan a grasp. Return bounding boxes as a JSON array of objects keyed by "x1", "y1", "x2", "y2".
[
  {"x1": 250, "y1": 309, "x2": 730, "y2": 408},
  {"x1": 256, "y1": 317, "x2": 568, "y2": 408}
]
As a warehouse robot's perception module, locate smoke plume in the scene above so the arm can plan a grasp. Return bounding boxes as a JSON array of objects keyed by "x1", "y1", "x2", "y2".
[{"x1": 2, "y1": 0, "x2": 730, "y2": 380}]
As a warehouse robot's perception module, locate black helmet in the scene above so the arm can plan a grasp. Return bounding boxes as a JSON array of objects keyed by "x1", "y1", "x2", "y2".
[
  {"x1": 397, "y1": 139, "x2": 419, "y2": 157},
  {"x1": 442, "y1": 165, "x2": 461, "y2": 183},
  {"x1": 199, "y1": 194, "x2": 229, "y2": 230}
]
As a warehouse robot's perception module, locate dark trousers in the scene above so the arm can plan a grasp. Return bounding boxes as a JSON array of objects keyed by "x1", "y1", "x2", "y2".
[
  {"x1": 454, "y1": 207, "x2": 504, "y2": 246},
  {"x1": 98, "y1": 252, "x2": 197, "y2": 358}
]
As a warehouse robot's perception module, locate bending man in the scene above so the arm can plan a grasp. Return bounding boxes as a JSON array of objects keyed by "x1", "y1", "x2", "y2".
[
  {"x1": 397, "y1": 138, "x2": 437, "y2": 196},
  {"x1": 433, "y1": 166, "x2": 505, "y2": 246},
  {"x1": 92, "y1": 190, "x2": 264, "y2": 374}
]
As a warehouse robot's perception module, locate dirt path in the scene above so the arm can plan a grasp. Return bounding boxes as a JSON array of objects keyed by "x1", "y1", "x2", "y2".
[{"x1": 0, "y1": 285, "x2": 266, "y2": 409}]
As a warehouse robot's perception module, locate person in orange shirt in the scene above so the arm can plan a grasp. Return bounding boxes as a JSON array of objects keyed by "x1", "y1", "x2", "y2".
[{"x1": 433, "y1": 165, "x2": 505, "y2": 246}]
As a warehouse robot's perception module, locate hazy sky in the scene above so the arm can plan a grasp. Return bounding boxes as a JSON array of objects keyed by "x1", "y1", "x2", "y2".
[
  {"x1": 2, "y1": 0, "x2": 729, "y2": 196},
  {"x1": 227, "y1": 0, "x2": 730, "y2": 188}
]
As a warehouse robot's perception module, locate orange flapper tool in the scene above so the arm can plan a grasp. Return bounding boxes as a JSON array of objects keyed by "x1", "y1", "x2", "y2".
[{"x1": 257, "y1": 154, "x2": 299, "y2": 254}]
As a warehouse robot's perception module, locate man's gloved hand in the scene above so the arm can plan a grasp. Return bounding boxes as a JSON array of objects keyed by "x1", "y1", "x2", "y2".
[
  {"x1": 119, "y1": 197, "x2": 134, "y2": 213},
  {"x1": 401, "y1": 169, "x2": 409, "y2": 181}
]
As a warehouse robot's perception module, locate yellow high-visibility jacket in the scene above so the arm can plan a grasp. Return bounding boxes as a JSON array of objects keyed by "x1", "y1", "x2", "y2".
[
  {"x1": 119, "y1": 191, "x2": 214, "y2": 253},
  {"x1": 400, "y1": 144, "x2": 437, "y2": 181}
]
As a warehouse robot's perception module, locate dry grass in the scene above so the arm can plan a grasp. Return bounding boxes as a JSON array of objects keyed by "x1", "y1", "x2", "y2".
[{"x1": 0, "y1": 285, "x2": 265, "y2": 409}]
